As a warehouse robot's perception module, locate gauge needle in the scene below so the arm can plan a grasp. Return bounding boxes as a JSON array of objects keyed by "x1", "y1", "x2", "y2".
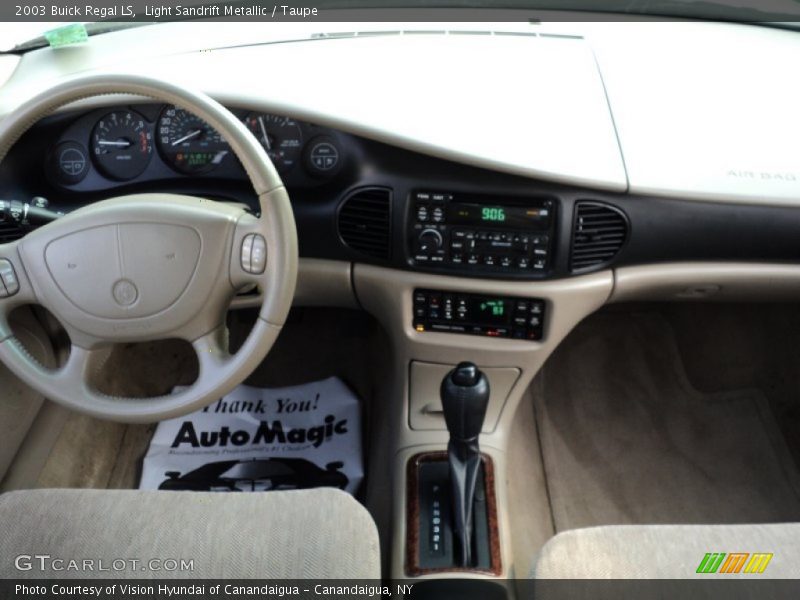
[
  {"x1": 258, "y1": 116, "x2": 271, "y2": 151},
  {"x1": 97, "y1": 140, "x2": 131, "y2": 147},
  {"x1": 171, "y1": 129, "x2": 202, "y2": 146}
]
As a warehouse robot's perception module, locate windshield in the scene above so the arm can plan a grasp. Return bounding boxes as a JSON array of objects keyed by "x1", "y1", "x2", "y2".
[{"x1": 2, "y1": 0, "x2": 800, "y2": 53}]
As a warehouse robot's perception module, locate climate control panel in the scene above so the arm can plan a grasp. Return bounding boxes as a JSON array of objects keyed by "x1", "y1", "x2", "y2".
[{"x1": 413, "y1": 289, "x2": 545, "y2": 341}]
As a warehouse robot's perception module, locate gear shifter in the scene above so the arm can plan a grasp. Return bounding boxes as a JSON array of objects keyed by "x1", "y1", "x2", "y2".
[{"x1": 440, "y1": 362, "x2": 490, "y2": 567}]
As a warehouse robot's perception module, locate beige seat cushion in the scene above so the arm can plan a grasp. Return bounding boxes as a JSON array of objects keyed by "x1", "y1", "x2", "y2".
[
  {"x1": 533, "y1": 524, "x2": 800, "y2": 579},
  {"x1": 0, "y1": 488, "x2": 380, "y2": 579}
]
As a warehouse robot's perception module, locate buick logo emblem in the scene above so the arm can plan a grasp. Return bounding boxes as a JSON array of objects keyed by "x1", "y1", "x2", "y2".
[{"x1": 112, "y1": 279, "x2": 138, "y2": 307}]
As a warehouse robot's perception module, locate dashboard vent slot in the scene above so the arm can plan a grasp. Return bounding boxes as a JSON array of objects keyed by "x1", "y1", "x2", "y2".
[
  {"x1": 0, "y1": 220, "x2": 24, "y2": 244},
  {"x1": 338, "y1": 187, "x2": 392, "y2": 260},
  {"x1": 570, "y1": 201, "x2": 629, "y2": 272}
]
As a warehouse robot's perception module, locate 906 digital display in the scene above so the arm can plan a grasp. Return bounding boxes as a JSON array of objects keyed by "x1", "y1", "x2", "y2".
[
  {"x1": 447, "y1": 202, "x2": 551, "y2": 229},
  {"x1": 481, "y1": 207, "x2": 506, "y2": 222}
]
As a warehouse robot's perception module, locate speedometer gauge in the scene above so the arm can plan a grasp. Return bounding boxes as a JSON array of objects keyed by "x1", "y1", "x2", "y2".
[
  {"x1": 244, "y1": 113, "x2": 303, "y2": 174},
  {"x1": 157, "y1": 106, "x2": 229, "y2": 174},
  {"x1": 91, "y1": 111, "x2": 153, "y2": 181}
]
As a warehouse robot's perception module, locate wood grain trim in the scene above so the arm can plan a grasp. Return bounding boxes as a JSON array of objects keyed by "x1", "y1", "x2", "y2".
[{"x1": 405, "y1": 451, "x2": 502, "y2": 577}]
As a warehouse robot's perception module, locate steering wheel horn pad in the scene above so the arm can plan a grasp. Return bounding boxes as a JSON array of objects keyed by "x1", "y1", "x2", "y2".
[{"x1": 20, "y1": 194, "x2": 240, "y2": 347}]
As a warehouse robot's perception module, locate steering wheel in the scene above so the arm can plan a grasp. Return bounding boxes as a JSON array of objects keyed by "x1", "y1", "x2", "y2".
[{"x1": 0, "y1": 75, "x2": 297, "y2": 422}]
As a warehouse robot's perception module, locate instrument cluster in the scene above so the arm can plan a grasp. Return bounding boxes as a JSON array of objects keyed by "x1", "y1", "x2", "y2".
[{"x1": 46, "y1": 104, "x2": 345, "y2": 191}]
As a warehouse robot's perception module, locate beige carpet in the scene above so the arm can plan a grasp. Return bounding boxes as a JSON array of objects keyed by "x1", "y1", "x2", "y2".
[
  {"x1": 30, "y1": 308, "x2": 386, "y2": 497},
  {"x1": 507, "y1": 391, "x2": 556, "y2": 577},
  {"x1": 534, "y1": 310, "x2": 800, "y2": 532}
]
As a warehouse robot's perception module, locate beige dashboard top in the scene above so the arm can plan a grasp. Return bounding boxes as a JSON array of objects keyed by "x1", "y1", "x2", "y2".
[{"x1": 0, "y1": 20, "x2": 798, "y2": 205}]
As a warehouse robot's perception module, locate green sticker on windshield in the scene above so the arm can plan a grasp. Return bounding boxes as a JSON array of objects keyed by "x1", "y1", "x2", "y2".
[{"x1": 44, "y1": 23, "x2": 89, "y2": 48}]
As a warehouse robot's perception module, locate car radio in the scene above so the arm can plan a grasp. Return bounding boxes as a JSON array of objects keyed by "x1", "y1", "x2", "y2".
[
  {"x1": 407, "y1": 191, "x2": 555, "y2": 275},
  {"x1": 413, "y1": 289, "x2": 545, "y2": 341}
]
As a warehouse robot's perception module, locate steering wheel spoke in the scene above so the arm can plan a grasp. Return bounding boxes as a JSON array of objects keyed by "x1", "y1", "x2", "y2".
[
  {"x1": 192, "y1": 326, "x2": 231, "y2": 379},
  {"x1": 61, "y1": 344, "x2": 113, "y2": 386},
  {"x1": 230, "y1": 212, "x2": 270, "y2": 290},
  {"x1": 0, "y1": 249, "x2": 38, "y2": 341}
]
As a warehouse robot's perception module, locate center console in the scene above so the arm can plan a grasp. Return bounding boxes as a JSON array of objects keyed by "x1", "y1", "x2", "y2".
[
  {"x1": 406, "y1": 363, "x2": 502, "y2": 577},
  {"x1": 407, "y1": 191, "x2": 556, "y2": 277}
]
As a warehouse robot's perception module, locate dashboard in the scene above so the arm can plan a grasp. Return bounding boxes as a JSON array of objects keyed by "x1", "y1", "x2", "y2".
[
  {"x1": 3, "y1": 99, "x2": 800, "y2": 293},
  {"x1": 45, "y1": 104, "x2": 345, "y2": 193},
  {"x1": 0, "y1": 20, "x2": 799, "y2": 332}
]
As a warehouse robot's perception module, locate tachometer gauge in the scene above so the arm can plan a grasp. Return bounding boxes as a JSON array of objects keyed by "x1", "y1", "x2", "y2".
[
  {"x1": 91, "y1": 111, "x2": 153, "y2": 181},
  {"x1": 244, "y1": 113, "x2": 303, "y2": 174},
  {"x1": 157, "y1": 106, "x2": 229, "y2": 174}
]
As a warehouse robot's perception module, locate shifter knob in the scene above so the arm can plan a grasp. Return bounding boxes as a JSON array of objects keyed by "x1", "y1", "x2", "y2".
[
  {"x1": 440, "y1": 361, "x2": 490, "y2": 567},
  {"x1": 441, "y1": 362, "x2": 490, "y2": 441}
]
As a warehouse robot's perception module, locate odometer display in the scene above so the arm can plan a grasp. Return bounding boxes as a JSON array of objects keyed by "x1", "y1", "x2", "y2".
[{"x1": 157, "y1": 106, "x2": 229, "y2": 174}]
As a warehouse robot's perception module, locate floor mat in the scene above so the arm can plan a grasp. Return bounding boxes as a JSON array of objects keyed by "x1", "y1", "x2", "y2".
[
  {"x1": 534, "y1": 311, "x2": 800, "y2": 532},
  {"x1": 139, "y1": 377, "x2": 363, "y2": 495}
]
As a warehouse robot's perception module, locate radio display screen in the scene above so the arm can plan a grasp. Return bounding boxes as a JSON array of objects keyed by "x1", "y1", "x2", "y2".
[{"x1": 446, "y1": 202, "x2": 551, "y2": 229}]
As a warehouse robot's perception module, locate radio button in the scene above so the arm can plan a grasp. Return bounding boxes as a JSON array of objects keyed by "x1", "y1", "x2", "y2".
[
  {"x1": 416, "y1": 192, "x2": 431, "y2": 201},
  {"x1": 532, "y1": 235, "x2": 549, "y2": 246},
  {"x1": 517, "y1": 257, "x2": 530, "y2": 269},
  {"x1": 452, "y1": 229, "x2": 468, "y2": 239},
  {"x1": 500, "y1": 256, "x2": 513, "y2": 268},
  {"x1": 416, "y1": 205, "x2": 429, "y2": 222},
  {"x1": 432, "y1": 206, "x2": 445, "y2": 222},
  {"x1": 414, "y1": 291, "x2": 427, "y2": 305},
  {"x1": 450, "y1": 239, "x2": 464, "y2": 251},
  {"x1": 483, "y1": 255, "x2": 497, "y2": 266},
  {"x1": 467, "y1": 254, "x2": 480, "y2": 265},
  {"x1": 533, "y1": 258, "x2": 547, "y2": 270},
  {"x1": 534, "y1": 248, "x2": 548, "y2": 256},
  {"x1": 450, "y1": 254, "x2": 464, "y2": 264},
  {"x1": 416, "y1": 229, "x2": 443, "y2": 254}
]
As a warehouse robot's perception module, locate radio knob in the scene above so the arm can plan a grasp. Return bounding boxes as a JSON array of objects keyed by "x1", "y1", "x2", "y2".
[{"x1": 417, "y1": 228, "x2": 443, "y2": 254}]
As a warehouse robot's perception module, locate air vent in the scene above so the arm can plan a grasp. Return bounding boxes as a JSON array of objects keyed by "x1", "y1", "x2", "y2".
[
  {"x1": 338, "y1": 187, "x2": 392, "y2": 261},
  {"x1": 570, "y1": 201, "x2": 629, "y2": 272},
  {"x1": 0, "y1": 220, "x2": 24, "y2": 244}
]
